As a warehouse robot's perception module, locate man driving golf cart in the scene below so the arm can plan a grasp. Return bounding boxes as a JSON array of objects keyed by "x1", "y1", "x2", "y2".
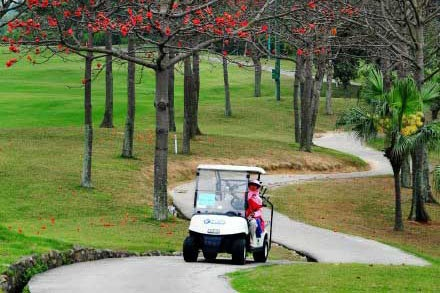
[{"x1": 183, "y1": 165, "x2": 273, "y2": 265}]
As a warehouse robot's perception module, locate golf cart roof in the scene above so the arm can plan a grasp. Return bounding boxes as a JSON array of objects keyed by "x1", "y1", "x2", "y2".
[{"x1": 197, "y1": 164, "x2": 266, "y2": 174}]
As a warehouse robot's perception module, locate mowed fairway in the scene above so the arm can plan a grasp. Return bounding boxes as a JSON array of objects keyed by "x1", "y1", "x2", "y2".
[{"x1": 0, "y1": 50, "x2": 364, "y2": 270}]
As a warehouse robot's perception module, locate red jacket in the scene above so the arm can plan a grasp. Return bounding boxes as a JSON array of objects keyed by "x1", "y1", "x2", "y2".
[{"x1": 246, "y1": 190, "x2": 265, "y2": 230}]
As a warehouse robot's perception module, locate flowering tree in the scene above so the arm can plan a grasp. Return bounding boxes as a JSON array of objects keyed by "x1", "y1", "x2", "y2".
[
  {"x1": 5, "y1": 0, "x2": 278, "y2": 220},
  {"x1": 264, "y1": 0, "x2": 350, "y2": 150}
]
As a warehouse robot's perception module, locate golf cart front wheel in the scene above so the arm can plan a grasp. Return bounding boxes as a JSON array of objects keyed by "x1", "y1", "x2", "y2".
[
  {"x1": 253, "y1": 238, "x2": 269, "y2": 263},
  {"x1": 183, "y1": 235, "x2": 199, "y2": 262},
  {"x1": 231, "y1": 237, "x2": 246, "y2": 265}
]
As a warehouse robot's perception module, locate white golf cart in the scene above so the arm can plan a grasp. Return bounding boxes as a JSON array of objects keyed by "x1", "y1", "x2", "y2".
[{"x1": 183, "y1": 165, "x2": 273, "y2": 265}]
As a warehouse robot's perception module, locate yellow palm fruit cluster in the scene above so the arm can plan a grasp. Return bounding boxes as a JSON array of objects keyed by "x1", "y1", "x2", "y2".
[
  {"x1": 401, "y1": 112, "x2": 424, "y2": 136},
  {"x1": 377, "y1": 117, "x2": 391, "y2": 134}
]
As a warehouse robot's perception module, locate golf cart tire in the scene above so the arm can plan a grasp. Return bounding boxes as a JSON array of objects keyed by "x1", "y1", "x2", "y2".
[
  {"x1": 183, "y1": 235, "x2": 199, "y2": 262},
  {"x1": 203, "y1": 251, "x2": 218, "y2": 261},
  {"x1": 231, "y1": 237, "x2": 246, "y2": 265},
  {"x1": 253, "y1": 238, "x2": 269, "y2": 263}
]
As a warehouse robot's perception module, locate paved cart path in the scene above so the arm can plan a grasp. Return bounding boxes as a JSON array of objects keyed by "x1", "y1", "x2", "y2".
[
  {"x1": 172, "y1": 132, "x2": 428, "y2": 266},
  {"x1": 29, "y1": 257, "x2": 289, "y2": 293},
  {"x1": 29, "y1": 132, "x2": 428, "y2": 293}
]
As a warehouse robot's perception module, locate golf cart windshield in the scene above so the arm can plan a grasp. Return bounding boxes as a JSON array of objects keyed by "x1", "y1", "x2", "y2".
[{"x1": 195, "y1": 170, "x2": 248, "y2": 216}]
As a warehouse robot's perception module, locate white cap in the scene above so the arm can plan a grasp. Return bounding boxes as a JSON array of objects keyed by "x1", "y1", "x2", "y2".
[{"x1": 248, "y1": 179, "x2": 262, "y2": 187}]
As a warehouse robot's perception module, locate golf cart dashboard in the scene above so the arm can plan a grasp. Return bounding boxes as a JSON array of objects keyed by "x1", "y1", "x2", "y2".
[{"x1": 194, "y1": 210, "x2": 244, "y2": 217}]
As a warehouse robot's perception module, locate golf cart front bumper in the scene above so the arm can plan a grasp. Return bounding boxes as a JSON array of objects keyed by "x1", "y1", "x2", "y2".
[{"x1": 188, "y1": 214, "x2": 249, "y2": 236}]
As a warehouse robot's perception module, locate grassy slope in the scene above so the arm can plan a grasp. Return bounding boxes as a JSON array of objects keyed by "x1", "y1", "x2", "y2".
[
  {"x1": 0, "y1": 50, "x2": 363, "y2": 270},
  {"x1": 230, "y1": 177, "x2": 440, "y2": 292},
  {"x1": 270, "y1": 177, "x2": 439, "y2": 257},
  {"x1": 0, "y1": 50, "x2": 358, "y2": 138}
]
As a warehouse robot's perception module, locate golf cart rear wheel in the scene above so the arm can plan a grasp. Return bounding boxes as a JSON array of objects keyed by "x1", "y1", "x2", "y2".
[
  {"x1": 203, "y1": 251, "x2": 217, "y2": 261},
  {"x1": 253, "y1": 238, "x2": 269, "y2": 263},
  {"x1": 183, "y1": 235, "x2": 199, "y2": 262},
  {"x1": 231, "y1": 237, "x2": 246, "y2": 265}
]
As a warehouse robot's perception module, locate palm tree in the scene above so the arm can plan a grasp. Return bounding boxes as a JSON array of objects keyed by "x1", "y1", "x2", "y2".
[{"x1": 337, "y1": 69, "x2": 440, "y2": 231}]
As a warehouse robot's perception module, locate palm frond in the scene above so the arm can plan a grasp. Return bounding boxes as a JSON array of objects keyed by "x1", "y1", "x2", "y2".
[
  {"x1": 361, "y1": 68, "x2": 385, "y2": 106},
  {"x1": 389, "y1": 78, "x2": 422, "y2": 117},
  {"x1": 420, "y1": 81, "x2": 440, "y2": 103},
  {"x1": 336, "y1": 107, "x2": 378, "y2": 141},
  {"x1": 411, "y1": 121, "x2": 440, "y2": 150},
  {"x1": 390, "y1": 132, "x2": 413, "y2": 159}
]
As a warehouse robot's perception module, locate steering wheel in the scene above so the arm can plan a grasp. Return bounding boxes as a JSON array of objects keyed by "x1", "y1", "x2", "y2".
[
  {"x1": 231, "y1": 195, "x2": 245, "y2": 210},
  {"x1": 225, "y1": 211, "x2": 238, "y2": 216}
]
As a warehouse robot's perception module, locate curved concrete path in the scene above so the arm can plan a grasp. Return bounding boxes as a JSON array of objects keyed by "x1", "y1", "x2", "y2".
[
  {"x1": 29, "y1": 132, "x2": 428, "y2": 293},
  {"x1": 172, "y1": 132, "x2": 428, "y2": 266},
  {"x1": 29, "y1": 257, "x2": 289, "y2": 293}
]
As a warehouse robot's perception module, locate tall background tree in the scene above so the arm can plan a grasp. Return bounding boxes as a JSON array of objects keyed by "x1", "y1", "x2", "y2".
[
  {"x1": 346, "y1": 0, "x2": 440, "y2": 211},
  {"x1": 100, "y1": 0, "x2": 115, "y2": 129},
  {"x1": 121, "y1": 34, "x2": 136, "y2": 158}
]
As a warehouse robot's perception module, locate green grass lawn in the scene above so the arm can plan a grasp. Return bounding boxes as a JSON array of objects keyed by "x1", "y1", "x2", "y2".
[
  {"x1": 269, "y1": 177, "x2": 439, "y2": 257},
  {"x1": 0, "y1": 49, "x2": 365, "y2": 271},
  {"x1": 230, "y1": 258, "x2": 440, "y2": 293},
  {"x1": 229, "y1": 177, "x2": 440, "y2": 292}
]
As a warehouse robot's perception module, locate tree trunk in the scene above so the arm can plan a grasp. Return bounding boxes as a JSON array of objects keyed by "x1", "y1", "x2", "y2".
[
  {"x1": 385, "y1": 144, "x2": 404, "y2": 231},
  {"x1": 409, "y1": 146, "x2": 430, "y2": 222},
  {"x1": 325, "y1": 61, "x2": 334, "y2": 115},
  {"x1": 401, "y1": 155, "x2": 411, "y2": 188},
  {"x1": 183, "y1": 57, "x2": 193, "y2": 154},
  {"x1": 392, "y1": 165, "x2": 404, "y2": 231},
  {"x1": 153, "y1": 65, "x2": 170, "y2": 221},
  {"x1": 81, "y1": 31, "x2": 94, "y2": 188},
  {"x1": 223, "y1": 55, "x2": 232, "y2": 117},
  {"x1": 413, "y1": 23, "x2": 435, "y2": 206},
  {"x1": 300, "y1": 54, "x2": 313, "y2": 152},
  {"x1": 397, "y1": 43, "x2": 409, "y2": 79},
  {"x1": 309, "y1": 56, "x2": 326, "y2": 147},
  {"x1": 408, "y1": 150, "x2": 417, "y2": 220},
  {"x1": 252, "y1": 54, "x2": 262, "y2": 97},
  {"x1": 191, "y1": 52, "x2": 201, "y2": 137},
  {"x1": 380, "y1": 53, "x2": 392, "y2": 92},
  {"x1": 121, "y1": 36, "x2": 136, "y2": 158},
  {"x1": 293, "y1": 56, "x2": 303, "y2": 143},
  {"x1": 432, "y1": 108, "x2": 439, "y2": 121},
  {"x1": 168, "y1": 52, "x2": 176, "y2": 132},
  {"x1": 397, "y1": 44, "x2": 411, "y2": 190},
  {"x1": 100, "y1": 29, "x2": 114, "y2": 128},
  {"x1": 423, "y1": 146, "x2": 437, "y2": 203},
  {"x1": 414, "y1": 25, "x2": 425, "y2": 88},
  {"x1": 410, "y1": 25, "x2": 434, "y2": 211}
]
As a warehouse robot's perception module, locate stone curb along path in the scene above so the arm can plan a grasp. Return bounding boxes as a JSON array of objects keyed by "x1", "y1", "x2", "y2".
[{"x1": 171, "y1": 132, "x2": 429, "y2": 266}]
